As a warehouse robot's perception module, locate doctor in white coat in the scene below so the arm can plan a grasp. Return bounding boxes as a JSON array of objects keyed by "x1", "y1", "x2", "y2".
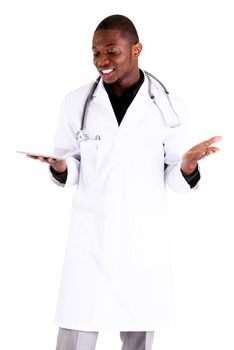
[{"x1": 31, "y1": 14, "x2": 221, "y2": 350}]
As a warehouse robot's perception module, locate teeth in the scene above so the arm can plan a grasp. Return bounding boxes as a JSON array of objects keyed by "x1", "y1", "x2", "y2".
[{"x1": 101, "y1": 69, "x2": 114, "y2": 74}]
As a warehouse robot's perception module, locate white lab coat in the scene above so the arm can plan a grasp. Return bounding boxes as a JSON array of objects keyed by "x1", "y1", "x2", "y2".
[{"x1": 52, "y1": 71, "x2": 196, "y2": 331}]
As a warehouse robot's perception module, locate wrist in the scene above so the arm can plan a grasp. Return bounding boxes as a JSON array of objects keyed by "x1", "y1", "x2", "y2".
[
  {"x1": 50, "y1": 164, "x2": 67, "y2": 175},
  {"x1": 181, "y1": 161, "x2": 198, "y2": 176},
  {"x1": 48, "y1": 159, "x2": 67, "y2": 174}
]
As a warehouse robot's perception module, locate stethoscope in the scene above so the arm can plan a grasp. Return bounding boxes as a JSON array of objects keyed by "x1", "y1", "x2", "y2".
[{"x1": 76, "y1": 70, "x2": 181, "y2": 143}]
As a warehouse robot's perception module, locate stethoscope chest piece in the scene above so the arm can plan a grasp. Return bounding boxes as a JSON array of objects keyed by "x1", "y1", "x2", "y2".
[{"x1": 76, "y1": 129, "x2": 89, "y2": 143}]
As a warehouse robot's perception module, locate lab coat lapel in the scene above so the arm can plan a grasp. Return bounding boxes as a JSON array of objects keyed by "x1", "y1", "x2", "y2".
[
  {"x1": 92, "y1": 80, "x2": 117, "y2": 126},
  {"x1": 118, "y1": 78, "x2": 152, "y2": 133},
  {"x1": 91, "y1": 76, "x2": 153, "y2": 133}
]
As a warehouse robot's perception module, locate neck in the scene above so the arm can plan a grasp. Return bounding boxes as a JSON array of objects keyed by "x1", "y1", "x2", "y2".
[{"x1": 109, "y1": 69, "x2": 141, "y2": 97}]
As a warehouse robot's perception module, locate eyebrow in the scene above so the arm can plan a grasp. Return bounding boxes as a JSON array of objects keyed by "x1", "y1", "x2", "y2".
[{"x1": 92, "y1": 42, "x2": 118, "y2": 49}]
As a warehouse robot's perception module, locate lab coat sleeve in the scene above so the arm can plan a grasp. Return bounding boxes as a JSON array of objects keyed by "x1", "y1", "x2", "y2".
[
  {"x1": 49, "y1": 157, "x2": 80, "y2": 188},
  {"x1": 50, "y1": 91, "x2": 81, "y2": 188},
  {"x1": 163, "y1": 94, "x2": 200, "y2": 192}
]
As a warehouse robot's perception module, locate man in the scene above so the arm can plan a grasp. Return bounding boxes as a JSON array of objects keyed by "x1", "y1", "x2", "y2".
[{"x1": 31, "y1": 14, "x2": 221, "y2": 350}]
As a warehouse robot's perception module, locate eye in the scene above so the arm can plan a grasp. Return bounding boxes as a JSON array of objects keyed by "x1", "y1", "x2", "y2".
[
  {"x1": 108, "y1": 48, "x2": 119, "y2": 55},
  {"x1": 93, "y1": 51, "x2": 100, "y2": 57}
]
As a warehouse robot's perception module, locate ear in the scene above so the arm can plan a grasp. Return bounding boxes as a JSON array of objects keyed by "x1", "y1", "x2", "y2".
[{"x1": 132, "y1": 42, "x2": 142, "y2": 58}]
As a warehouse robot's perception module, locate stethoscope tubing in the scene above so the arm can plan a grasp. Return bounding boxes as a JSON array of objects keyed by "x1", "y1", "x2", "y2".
[{"x1": 78, "y1": 70, "x2": 181, "y2": 141}]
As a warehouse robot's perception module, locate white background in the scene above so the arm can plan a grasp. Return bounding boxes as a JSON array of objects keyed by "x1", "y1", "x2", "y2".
[{"x1": 1, "y1": 0, "x2": 233, "y2": 349}]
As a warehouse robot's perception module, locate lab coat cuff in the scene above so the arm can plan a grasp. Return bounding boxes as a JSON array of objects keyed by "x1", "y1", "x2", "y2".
[
  {"x1": 181, "y1": 164, "x2": 200, "y2": 188},
  {"x1": 49, "y1": 167, "x2": 65, "y2": 187},
  {"x1": 50, "y1": 166, "x2": 67, "y2": 183},
  {"x1": 49, "y1": 157, "x2": 80, "y2": 187},
  {"x1": 166, "y1": 163, "x2": 194, "y2": 192},
  {"x1": 64, "y1": 156, "x2": 80, "y2": 188}
]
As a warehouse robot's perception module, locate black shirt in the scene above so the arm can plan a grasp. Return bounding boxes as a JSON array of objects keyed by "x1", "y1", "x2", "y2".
[{"x1": 104, "y1": 69, "x2": 145, "y2": 125}]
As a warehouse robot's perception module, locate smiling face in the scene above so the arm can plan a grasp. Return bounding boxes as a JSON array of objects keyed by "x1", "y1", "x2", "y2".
[{"x1": 92, "y1": 29, "x2": 142, "y2": 90}]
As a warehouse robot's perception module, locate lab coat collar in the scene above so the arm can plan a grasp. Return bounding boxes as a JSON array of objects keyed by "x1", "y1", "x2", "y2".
[{"x1": 92, "y1": 73, "x2": 153, "y2": 132}]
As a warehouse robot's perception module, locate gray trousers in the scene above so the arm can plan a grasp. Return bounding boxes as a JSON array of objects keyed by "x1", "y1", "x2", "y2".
[{"x1": 56, "y1": 328, "x2": 155, "y2": 350}]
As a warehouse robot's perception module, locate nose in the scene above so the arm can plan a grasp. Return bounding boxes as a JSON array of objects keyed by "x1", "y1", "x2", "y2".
[{"x1": 95, "y1": 53, "x2": 110, "y2": 67}]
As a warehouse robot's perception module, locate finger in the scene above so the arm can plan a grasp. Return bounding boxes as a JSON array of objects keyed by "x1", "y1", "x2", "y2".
[
  {"x1": 189, "y1": 135, "x2": 222, "y2": 151},
  {"x1": 37, "y1": 156, "x2": 47, "y2": 162},
  {"x1": 27, "y1": 154, "x2": 38, "y2": 159},
  {"x1": 26, "y1": 154, "x2": 59, "y2": 164},
  {"x1": 47, "y1": 157, "x2": 57, "y2": 164},
  {"x1": 203, "y1": 136, "x2": 222, "y2": 147},
  {"x1": 205, "y1": 146, "x2": 220, "y2": 156},
  {"x1": 38, "y1": 156, "x2": 57, "y2": 163},
  {"x1": 198, "y1": 146, "x2": 220, "y2": 159},
  {"x1": 26, "y1": 155, "x2": 45, "y2": 161}
]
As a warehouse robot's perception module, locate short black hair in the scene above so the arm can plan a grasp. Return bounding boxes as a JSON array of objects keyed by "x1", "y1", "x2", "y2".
[{"x1": 94, "y1": 14, "x2": 139, "y2": 45}]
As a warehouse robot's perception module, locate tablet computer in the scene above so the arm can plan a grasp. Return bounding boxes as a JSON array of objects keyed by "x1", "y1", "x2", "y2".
[{"x1": 16, "y1": 150, "x2": 78, "y2": 160}]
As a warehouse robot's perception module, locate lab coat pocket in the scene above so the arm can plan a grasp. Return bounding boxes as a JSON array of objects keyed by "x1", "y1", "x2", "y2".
[
  {"x1": 66, "y1": 208, "x2": 96, "y2": 263},
  {"x1": 80, "y1": 140, "x2": 99, "y2": 183},
  {"x1": 80, "y1": 139, "x2": 113, "y2": 187}
]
